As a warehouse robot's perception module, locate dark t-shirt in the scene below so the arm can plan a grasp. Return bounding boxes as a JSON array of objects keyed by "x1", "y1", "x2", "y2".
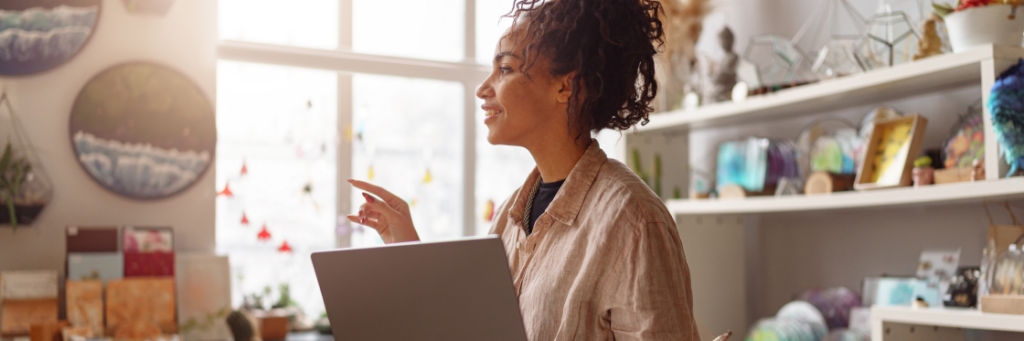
[{"x1": 527, "y1": 179, "x2": 564, "y2": 235}]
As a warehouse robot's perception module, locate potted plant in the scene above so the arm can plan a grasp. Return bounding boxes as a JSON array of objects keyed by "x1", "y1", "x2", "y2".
[
  {"x1": 934, "y1": 0, "x2": 1024, "y2": 52},
  {"x1": 0, "y1": 142, "x2": 37, "y2": 230}
]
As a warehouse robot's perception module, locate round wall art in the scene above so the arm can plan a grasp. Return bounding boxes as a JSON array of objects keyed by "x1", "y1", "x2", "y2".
[
  {"x1": 70, "y1": 62, "x2": 215, "y2": 200},
  {"x1": 0, "y1": 0, "x2": 101, "y2": 76}
]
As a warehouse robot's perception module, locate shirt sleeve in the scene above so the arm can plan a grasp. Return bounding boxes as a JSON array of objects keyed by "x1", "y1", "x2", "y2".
[{"x1": 608, "y1": 221, "x2": 700, "y2": 341}]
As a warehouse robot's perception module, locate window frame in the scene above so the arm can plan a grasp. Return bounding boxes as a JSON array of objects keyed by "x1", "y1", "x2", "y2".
[{"x1": 216, "y1": 0, "x2": 490, "y2": 246}]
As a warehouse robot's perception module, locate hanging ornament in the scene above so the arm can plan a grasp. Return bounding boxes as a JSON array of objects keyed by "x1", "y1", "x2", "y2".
[
  {"x1": 423, "y1": 168, "x2": 432, "y2": 184},
  {"x1": 240, "y1": 211, "x2": 250, "y2": 226},
  {"x1": 278, "y1": 240, "x2": 293, "y2": 253},
  {"x1": 368, "y1": 165, "x2": 375, "y2": 181},
  {"x1": 217, "y1": 183, "x2": 234, "y2": 197},
  {"x1": 344, "y1": 125, "x2": 354, "y2": 142},
  {"x1": 240, "y1": 160, "x2": 248, "y2": 176},
  {"x1": 257, "y1": 224, "x2": 271, "y2": 241},
  {"x1": 484, "y1": 200, "x2": 495, "y2": 222},
  {"x1": 301, "y1": 180, "x2": 321, "y2": 213}
]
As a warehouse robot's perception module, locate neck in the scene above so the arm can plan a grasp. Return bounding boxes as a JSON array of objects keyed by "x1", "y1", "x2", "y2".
[{"x1": 526, "y1": 135, "x2": 590, "y2": 183}]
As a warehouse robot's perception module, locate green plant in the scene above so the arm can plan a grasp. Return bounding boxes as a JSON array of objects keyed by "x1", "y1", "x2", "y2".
[{"x1": 0, "y1": 142, "x2": 31, "y2": 230}]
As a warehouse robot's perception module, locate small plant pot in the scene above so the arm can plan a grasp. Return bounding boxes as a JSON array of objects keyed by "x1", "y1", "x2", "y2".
[{"x1": 946, "y1": 4, "x2": 1024, "y2": 53}]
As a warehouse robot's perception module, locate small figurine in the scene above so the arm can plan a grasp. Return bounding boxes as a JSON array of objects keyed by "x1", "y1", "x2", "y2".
[
  {"x1": 989, "y1": 59, "x2": 1024, "y2": 177},
  {"x1": 912, "y1": 156, "x2": 934, "y2": 187},
  {"x1": 971, "y1": 158, "x2": 985, "y2": 181},
  {"x1": 913, "y1": 14, "x2": 945, "y2": 60},
  {"x1": 704, "y1": 27, "x2": 739, "y2": 103}
]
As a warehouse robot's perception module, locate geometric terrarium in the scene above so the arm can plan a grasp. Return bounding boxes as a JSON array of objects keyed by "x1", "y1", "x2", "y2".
[
  {"x1": 791, "y1": 0, "x2": 866, "y2": 79},
  {"x1": 744, "y1": 35, "x2": 813, "y2": 86},
  {"x1": 0, "y1": 93, "x2": 53, "y2": 229},
  {"x1": 854, "y1": 11, "x2": 921, "y2": 71}
]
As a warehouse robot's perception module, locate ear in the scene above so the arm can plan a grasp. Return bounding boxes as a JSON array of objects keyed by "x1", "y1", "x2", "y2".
[{"x1": 555, "y1": 72, "x2": 576, "y2": 103}]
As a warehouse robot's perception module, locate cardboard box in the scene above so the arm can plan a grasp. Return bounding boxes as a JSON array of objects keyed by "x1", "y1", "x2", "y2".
[
  {"x1": 1, "y1": 299, "x2": 59, "y2": 336},
  {"x1": 0, "y1": 271, "x2": 58, "y2": 300}
]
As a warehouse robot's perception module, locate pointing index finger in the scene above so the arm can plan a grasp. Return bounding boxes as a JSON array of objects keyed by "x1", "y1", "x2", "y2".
[{"x1": 347, "y1": 179, "x2": 402, "y2": 205}]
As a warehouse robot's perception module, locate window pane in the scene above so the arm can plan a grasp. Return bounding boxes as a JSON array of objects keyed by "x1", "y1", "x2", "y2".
[
  {"x1": 219, "y1": 0, "x2": 338, "y2": 50},
  {"x1": 353, "y1": 0, "x2": 464, "y2": 62},
  {"x1": 216, "y1": 60, "x2": 338, "y2": 317},
  {"x1": 476, "y1": 0, "x2": 515, "y2": 65},
  {"x1": 351, "y1": 75, "x2": 464, "y2": 246}
]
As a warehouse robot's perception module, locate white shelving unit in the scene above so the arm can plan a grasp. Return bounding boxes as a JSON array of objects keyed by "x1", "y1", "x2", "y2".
[
  {"x1": 624, "y1": 44, "x2": 1024, "y2": 339},
  {"x1": 871, "y1": 306, "x2": 1024, "y2": 341}
]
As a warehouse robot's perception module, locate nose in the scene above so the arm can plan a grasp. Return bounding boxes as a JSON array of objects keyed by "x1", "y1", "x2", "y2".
[{"x1": 476, "y1": 76, "x2": 494, "y2": 100}]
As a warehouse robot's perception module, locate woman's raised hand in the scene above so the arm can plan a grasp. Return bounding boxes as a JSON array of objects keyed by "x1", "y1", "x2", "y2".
[{"x1": 347, "y1": 179, "x2": 420, "y2": 244}]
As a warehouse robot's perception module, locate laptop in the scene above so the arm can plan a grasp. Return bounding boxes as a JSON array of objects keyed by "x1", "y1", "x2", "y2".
[{"x1": 312, "y1": 236, "x2": 529, "y2": 341}]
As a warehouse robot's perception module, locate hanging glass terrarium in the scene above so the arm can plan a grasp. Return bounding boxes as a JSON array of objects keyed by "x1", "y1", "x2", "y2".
[
  {"x1": 792, "y1": 0, "x2": 867, "y2": 80},
  {"x1": 854, "y1": 11, "x2": 921, "y2": 70},
  {"x1": 0, "y1": 94, "x2": 53, "y2": 229},
  {"x1": 744, "y1": 35, "x2": 815, "y2": 87}
]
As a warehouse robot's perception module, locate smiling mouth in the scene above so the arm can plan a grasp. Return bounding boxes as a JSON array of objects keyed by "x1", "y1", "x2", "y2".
[{"x1": 485, "y1": 110, "x2": 501, "y2": 117}]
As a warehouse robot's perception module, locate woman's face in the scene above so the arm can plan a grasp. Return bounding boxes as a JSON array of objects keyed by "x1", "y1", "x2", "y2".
[{"x1": 476, "y1": 27, "x2": 574, "y2": 148}]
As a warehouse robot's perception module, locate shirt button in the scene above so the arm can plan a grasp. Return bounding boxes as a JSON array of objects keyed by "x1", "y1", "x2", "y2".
[{"x1": 517, "y1": 241, "x2": 523, "y2": 250}]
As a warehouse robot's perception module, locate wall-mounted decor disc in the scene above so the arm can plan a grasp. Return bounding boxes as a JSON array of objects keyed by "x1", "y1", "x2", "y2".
[
  {"x1": 0, "y1": 0, "x2": 101, "y2": 76},
  {"x1": 70, "y1": 62, "x2": 215, "y2": 200}
]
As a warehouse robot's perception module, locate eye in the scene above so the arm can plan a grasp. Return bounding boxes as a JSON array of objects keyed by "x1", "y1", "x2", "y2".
[{"x1": 499, "y1": 66, "x2": 512, "y2": 75}]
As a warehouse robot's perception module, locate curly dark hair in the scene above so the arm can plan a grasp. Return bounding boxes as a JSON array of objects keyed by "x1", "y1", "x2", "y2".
[{"x1": 505, "y1": 0, "x2": 664, "y2": 141}]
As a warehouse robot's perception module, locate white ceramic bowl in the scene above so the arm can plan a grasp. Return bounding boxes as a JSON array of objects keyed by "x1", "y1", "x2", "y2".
[{"x1": 946, "y1": 4, "x2": 1024, "y2": 53}]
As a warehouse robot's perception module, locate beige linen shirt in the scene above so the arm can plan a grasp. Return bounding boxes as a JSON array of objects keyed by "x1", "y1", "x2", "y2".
[{"x1": 489, "y1": 140, "x2": 699, "y2": 341}]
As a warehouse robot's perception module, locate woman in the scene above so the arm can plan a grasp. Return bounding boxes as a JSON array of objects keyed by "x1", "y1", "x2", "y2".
[{"x1": 347, "y1": 0, "x2": 699, "y2": 340}]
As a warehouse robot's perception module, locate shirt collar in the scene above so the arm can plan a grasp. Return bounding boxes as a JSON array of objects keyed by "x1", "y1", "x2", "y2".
[{"x1": 508, "y1": 139, "x2": 607, "y2": 228}]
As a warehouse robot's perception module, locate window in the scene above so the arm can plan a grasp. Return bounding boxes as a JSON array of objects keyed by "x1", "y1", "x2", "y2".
[{"x1": 216, "y1": 0, "x2": 621, "y2": 317}]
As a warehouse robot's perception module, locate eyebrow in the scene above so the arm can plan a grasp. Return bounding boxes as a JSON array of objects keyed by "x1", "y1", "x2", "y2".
[{"x1": 493, "y1": 51, "x2": 519, "y2": 64}]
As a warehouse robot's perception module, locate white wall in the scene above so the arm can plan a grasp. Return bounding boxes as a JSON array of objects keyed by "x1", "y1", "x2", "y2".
[{"x1": 0, "y1": 0, "x2": 217, "y2": 271}]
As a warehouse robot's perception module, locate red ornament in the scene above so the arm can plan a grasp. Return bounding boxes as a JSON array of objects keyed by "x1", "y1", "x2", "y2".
[
  {"x1": 278, "y1": 240, "x2": 293, "y2": 253},
  {"x1": 257, "y1": 224, "x2": 271, "y2": 241},
  {"x1": 240, "y1": 212, "x2": 250, "y2": 226},
  {"x1": 957, "y1": 0, "x2": 993, "y2": 11},
  {"x1": 241, "y1": 161, "x2": 248, "y2": 176},
  {"x1": 217, "y1": 183, "x2": 234, "y2": 197}
]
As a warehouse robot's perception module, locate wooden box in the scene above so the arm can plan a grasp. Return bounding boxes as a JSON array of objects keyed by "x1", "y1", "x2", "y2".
[
  {"x1": 980, "y1": 295, "x2": 1024, "y2": 315},
  {"x1": 855, "y1": 114, "x2": 929, "y2": 190},
  {"x1": 934, "y1": 167, "x2": 973, "y2": 184}
]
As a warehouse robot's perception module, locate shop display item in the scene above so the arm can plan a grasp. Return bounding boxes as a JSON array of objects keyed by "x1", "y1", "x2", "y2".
[
  {"x1": 658, "y1": 0, "x2": 711, "y2": 111},
  {"x1": 942, "y1": 4, "x2": 1024, "y2": 53},
  {"x1": 745, "y1": 301, "x2": 827, "y2": 341},
  {"x1": 790, "y1": 0, "x2": 866, "y2": 79},
  {"x1": 122, "y1": 0, "x2": 174, "y2": 15},
  {"x1": 804, "y1": 171, "x2": 855, "y2": 194},
  {"x1": 990, "y1": 234, "x2": 1024, "y2": 296},
  {"x1": 0, "y1": 271, "x2": 58, "y2": 300},
  {"x1": 29, "y1": 320, "x2": 68, "y2": 341},
  {"x1": 66, "y1": 226, "x2": 119, "y2": 253},
  {"x1": 776, "y1": 301, "x2": 828, "y2": 339},
  {"x1": 0, "y1": 94, "x2": 53, "y2": 229},
  {"x1": 854, "y1": 11, "x2": 921, "y2": 70},
  {"x1": 858, "y1": 107, "x2": 904, "y2": 142},
  {"x1": 702, "y1": 27, "x2": 738, "y2": 104},
  {"x1": 717, "y1": 138, "x2": 799, "y2": 195},
  {"x1": 918, "y1": 249, "x2": 961, "y2": 299},
  {"x1": 744, "y1": 35, "x2": 814, "y2": 87},
  {"x1": 855, "y1": 114, "x2": 928, "y2": 190},
  {"x1": 797, "y1": 118, "x2": 861, "y2": 177},
  {"x1": 105, "y1": 278, "x2": 177, "y2": 334},
  {"x1": 123, "y1": 226, "x2": 173, "y2": 252},
  {"x1": 943, "y1": 101, "x2": 985, "y2": 170},
  {"x1": 67, "y1": 253, "x2": 123, "y2": 283},
  {"x1": 821, "y1": 329, "x2": 869, "y2": 341},
  {"x1": 911, "y1": 156, "x2": 934, "y2": 187},
  {"x1": 176, "y1": 254, "x2": 232, "y2": 341},
  {"x1": 1, "y1": 299, "x2": 59, "y2": 336},
  {"x1": 70, "y1": 63, "x2": 216, "y2": 200},
  {"x1": 124, "y1": 252, "x2": 174, "y2": 277},
  {"x1": 61, "y1": 325, "x2": 94, "y2": 341},
  {"x1": 944, "y1": 267, "x2": 980, "y2": 307},
  {"x1": 987, "y1": 58, "x2": 1024, "y2": 177},
  {"x1": 797, "y1": 287, "x2": 862, "y2": 329},
  {"x1": 65, "y1": 280, "x2": 103, "y2": 337},
  {"x1": 912, "y1": 14, "x2": 949, "y2": 60},
  {"x1": 0, "y1": 1, "x2": 100, "y2": 76}
]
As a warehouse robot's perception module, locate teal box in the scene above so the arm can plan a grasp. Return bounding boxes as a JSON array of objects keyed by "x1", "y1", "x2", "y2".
[{"x1": 67, "y1": 252, "x2": 123, "y2": 283}]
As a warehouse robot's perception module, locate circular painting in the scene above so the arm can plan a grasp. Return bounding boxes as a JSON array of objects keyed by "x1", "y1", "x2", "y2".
[
  {"x1": 0, "y1": 0, "x2": 101, "y2": 76},
  {"x1": 70, "y1": 62, "x2": 215, "y2": 200}
]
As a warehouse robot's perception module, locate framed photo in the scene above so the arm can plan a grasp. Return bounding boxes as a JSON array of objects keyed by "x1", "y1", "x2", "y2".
[{"x1": 855, "y1": 114, "x2": 928, "y2": 190}]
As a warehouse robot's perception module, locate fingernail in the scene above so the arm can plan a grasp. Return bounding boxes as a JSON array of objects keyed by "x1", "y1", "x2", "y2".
[
  {"x1": 360, "y1": 217, "x2": 365, "y2": 224},
  {"x1": 362, "y1": 193, "x2": 375, "y2": 203}
]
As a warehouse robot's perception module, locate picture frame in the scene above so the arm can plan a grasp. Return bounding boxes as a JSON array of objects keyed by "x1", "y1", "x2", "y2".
[{"x1": 854, "y1": 114, "x2": 928, "y2": 190}]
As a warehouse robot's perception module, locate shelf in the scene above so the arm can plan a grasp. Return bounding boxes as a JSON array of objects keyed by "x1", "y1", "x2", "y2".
[
  {"x1": 666, "y1": 177, "x2": 1024, "y2": 215},
  {"x1": 637, "y1": 44, "x2": 1024, "y2": 131},
  {"x1": 871, "y1": 306, "x2": 1024, "y2": 334}
]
